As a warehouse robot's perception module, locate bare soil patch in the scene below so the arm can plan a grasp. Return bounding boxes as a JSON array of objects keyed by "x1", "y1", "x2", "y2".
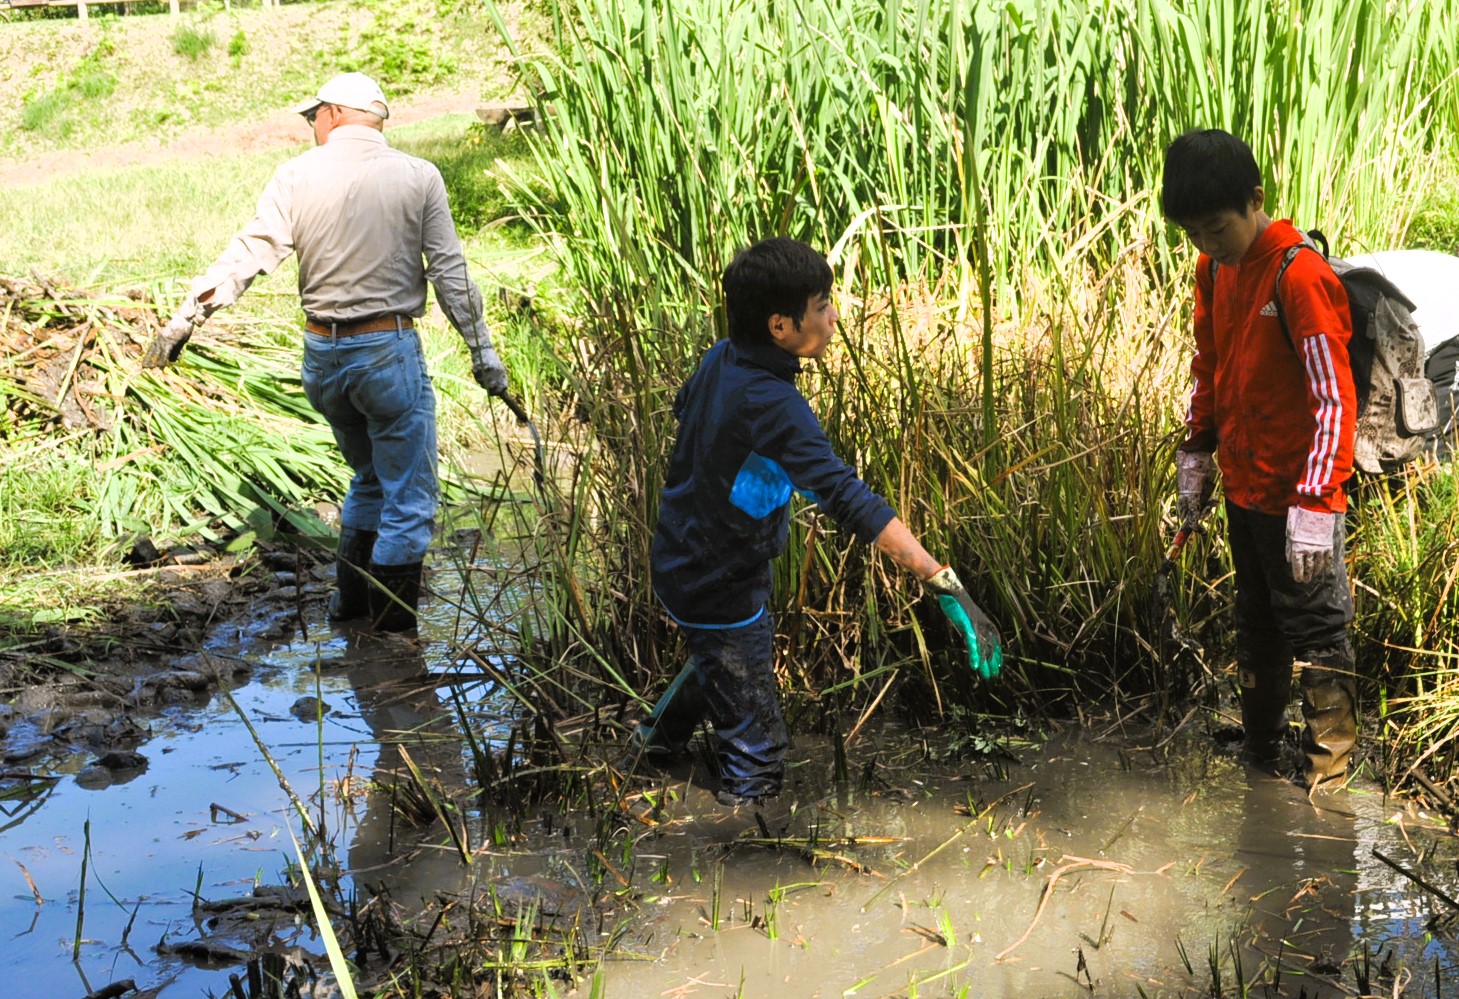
[
  {"x1": 0, "y1": 0, "x2": 528, "y2": 182},
  {"x1": 1, "y1": 87, "x2": 485, "y2": 188},
  {"x1": 0, "y1": 542, "x2": 332, "y2": 763}
]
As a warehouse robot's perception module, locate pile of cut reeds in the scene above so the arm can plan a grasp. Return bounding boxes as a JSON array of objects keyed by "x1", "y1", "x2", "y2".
[
  {"x1": 0, "y1": 275, "x2": 344, "y2": 558},
  {"x1": 1, "y1": 275, "x2": 154, "y2": 433}
]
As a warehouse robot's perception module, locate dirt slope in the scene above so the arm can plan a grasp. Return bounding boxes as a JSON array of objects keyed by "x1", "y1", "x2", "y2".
[
  {"x1": 1, "y1": 86, "x2": 485, "y2": 188},
  {"x1": 0, "y1": 0, "x2": 528, "y2": 185}
]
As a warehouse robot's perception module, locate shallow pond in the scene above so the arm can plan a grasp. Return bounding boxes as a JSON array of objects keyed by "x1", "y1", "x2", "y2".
[{"x1": 1, "y1": 581, "x2": 1456, "y2": 998}]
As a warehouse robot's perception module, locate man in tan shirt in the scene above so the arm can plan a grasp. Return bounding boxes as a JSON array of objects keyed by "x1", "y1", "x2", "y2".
[{"x1": 144, "y1": 72, "x2": 508, "y2": 632}]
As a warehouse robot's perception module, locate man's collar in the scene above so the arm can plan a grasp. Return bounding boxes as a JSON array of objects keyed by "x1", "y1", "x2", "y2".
[
  {"x1": 325, "y1": 124, "x2": 388, "y2": 145},
  {"x1": 731, "y1": 337, "x2": 802, "y2": 379}
]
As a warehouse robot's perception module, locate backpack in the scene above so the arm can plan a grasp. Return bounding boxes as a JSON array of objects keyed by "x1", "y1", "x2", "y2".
[
  {"x1": 1427, "y1": 337, "x2": 1459, "y2": 453},
  {"x1": 1215, "y1": 230, "x2": 1441, "y2": 474}
]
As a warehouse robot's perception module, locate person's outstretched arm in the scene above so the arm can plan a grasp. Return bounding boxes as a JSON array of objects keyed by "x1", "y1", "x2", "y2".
[
  {"x1": 420, "y1": 167, "x2": 507, "y2": 394},
  {"x1": 871, "y1": 516, "x2": 940, "y2": 580},
  {"x1": 143, "y1": 172, "x2": 296, "y2": 368}
]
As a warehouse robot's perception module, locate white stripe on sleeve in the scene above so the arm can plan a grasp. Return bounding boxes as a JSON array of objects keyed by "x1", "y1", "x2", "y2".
[{"x1": 1298, "y1": 335, "x2": 1344, "y2": 497}]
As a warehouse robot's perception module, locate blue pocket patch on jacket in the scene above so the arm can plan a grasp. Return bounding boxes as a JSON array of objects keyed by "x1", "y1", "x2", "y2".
[{"x1": 729, "y1": 452, "x2": 795, "y2": 519}]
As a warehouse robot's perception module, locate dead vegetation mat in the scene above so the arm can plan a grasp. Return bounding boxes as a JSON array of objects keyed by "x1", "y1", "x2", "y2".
[{"x1": 0, "y1": 274, "x2": 161, "y2": 431}]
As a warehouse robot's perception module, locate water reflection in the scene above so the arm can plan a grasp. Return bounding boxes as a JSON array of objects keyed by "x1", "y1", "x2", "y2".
[
  {"x1": 1233, "y1": 772, "x2": 1359, "y2": 990},
  {"x1": 336, "y1": 632, "x2": 474, "y2": 903},
  {"x1": 3, "y1": 612, "x2": 1456, "y2": 998}
]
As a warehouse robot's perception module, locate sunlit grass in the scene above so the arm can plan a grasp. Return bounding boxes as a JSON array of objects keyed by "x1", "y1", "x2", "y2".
[
  {"x1": 0, "y1": 461, "x2": 103, "y2": 569},
  {"x1": 170, "y1": 22, "x2": 217, "y2": 61},
  {"x1": 0, "y1": 563, "x2": 160, "y2": 632},
  {"x1": 0, "y1": 2, "x2": 512, "y2": 162},
  {"x1": 1406, "y1": 156, "x2": 1459, "y2": 255},
  {"x1": 0, "y1": 113, "x2": 537, "y2": 286}
]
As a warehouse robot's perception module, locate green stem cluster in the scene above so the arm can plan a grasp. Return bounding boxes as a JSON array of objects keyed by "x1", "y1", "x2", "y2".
[{"x1": 486, "y1": 0, "x2": 1459, "y2": 774}]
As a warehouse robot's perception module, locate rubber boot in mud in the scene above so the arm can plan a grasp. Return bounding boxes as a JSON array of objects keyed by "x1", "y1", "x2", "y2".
[
  {"x1": 1298, "y1": 663, "x2": 1358, "y2": 788},
  {"x1": 368, "y1": 561, "x2": 423, "y2": 633},
  {"x1": 628, "y1": 661, "x2": 707, "y2": 766},
  {"x1": 327, "y1": 527, "x2": 378, "y2": 622},
  {"x1": 1238, "y1": 654, "x2": 1293, "y2": 769}
]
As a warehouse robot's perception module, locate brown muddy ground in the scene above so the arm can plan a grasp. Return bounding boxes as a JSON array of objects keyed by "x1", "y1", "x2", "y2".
[
  {"x1": 0, "y1": 541, "x2": 333, "y2": 770},
  {"x1": 2, "y1": 549, "x2": 1458, "y2": 999}
]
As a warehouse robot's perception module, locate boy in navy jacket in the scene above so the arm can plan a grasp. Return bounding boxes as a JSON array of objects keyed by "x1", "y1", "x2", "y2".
[{"x1": 641, "y1": 237, "x2": 1000, "y2": 807}]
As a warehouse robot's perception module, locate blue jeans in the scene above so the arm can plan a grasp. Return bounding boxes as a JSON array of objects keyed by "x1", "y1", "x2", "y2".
[
  {"x1": 301, "y1": 326, "x2": 437, "y2": 566},
  {"x1": 643, "y1": 612, "x2": 787, "y2": 798}
]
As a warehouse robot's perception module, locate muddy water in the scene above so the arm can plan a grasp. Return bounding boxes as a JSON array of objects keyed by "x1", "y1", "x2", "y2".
[
  {"x1": 605, "y1": 734, "x2": 1459, "y2": 997},
  {"x1": 2, "y1": 591, "x2": 1457, "y2": 998}
]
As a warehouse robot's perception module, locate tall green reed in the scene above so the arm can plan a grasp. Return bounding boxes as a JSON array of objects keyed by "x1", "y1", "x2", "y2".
[
  {"x1": 498, "y1": 0, "x2": 1457, "y2": 306},
  {"x1": 489, "y1": 0, "x2": 1459, "y2": 723},
  {"x1": 1355, "y1": 468, "x2": 1459, "y2": 782}
]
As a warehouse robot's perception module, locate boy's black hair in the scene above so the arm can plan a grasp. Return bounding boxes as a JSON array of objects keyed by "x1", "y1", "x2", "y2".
[
  {"x1": 1160, "y1": 129, "x2": 1263, "y2": 222},
  {"x1": 722, "y1": 237, "x2": 833, "y2": 346}
]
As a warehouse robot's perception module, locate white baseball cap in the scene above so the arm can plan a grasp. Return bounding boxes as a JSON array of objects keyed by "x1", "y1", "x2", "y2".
[{"x1": 292, "y1": 72, "x2": 391, "y2": 119}]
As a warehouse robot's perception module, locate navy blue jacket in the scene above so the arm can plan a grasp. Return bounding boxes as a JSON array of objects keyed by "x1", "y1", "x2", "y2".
[{"x1": 650, "y1": 338, "x2": 896, "y2": 627}]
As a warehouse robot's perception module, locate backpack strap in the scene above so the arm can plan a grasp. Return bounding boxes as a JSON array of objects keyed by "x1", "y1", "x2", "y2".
[
  {"x1": 1211, "y1": 230, "x2": 1327, "y2": 349},
  {"x1": 1270, "y1": 233, "x2": 1399, "y2": 406},
  {"x1": 1213, "y1": 229, "x2": 1344, "y2": 354},
  {"x1": 1271, "y1": 242, "x2": 1314, "y2": 349}
]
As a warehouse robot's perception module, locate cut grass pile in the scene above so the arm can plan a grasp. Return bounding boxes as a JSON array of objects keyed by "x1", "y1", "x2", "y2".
[{"x1": 0, "y1": 274, "x2": 344, "y2": 565}]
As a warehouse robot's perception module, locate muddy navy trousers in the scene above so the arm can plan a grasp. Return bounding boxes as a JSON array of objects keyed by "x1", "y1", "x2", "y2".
[
  {"x1": 642, "y1": 611, "x2": 787, "y2": 798},
  {"x1": 1226, "y1": 500, "x2": 1355, "y2": 672}
]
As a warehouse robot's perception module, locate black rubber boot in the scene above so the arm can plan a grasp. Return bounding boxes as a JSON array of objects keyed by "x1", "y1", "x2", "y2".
[
  {"x1": 1299, "y1": 663, "x2": 1358, "y2": 787},
  {"x1": 367, "y1": 561, "x2": 423, "y2": 633},
  {"x1": 1238, "y1": 654, "x2": 1293, "y2": 768},
  {"x1": 627, "y1": 662, "x2": 707, "y2": 765},
  {"x1": 327, "y1": 527, "x2": 378, "y2": 622}
]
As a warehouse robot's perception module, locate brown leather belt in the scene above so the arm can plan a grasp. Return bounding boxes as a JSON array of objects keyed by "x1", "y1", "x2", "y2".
[{"x1": 305, "y1": 315, "x2": 411, "y2": 337}]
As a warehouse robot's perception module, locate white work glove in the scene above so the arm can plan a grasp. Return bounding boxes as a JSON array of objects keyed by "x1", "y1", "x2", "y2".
[
  {"x1": 1176, "y1": 450, "x2": 1215, "y2": 525},
  {"x1": 462, "y1": 320, "x2": 508, "y2": 395},
  {"x1": 142, "y1": 314, "x2": 196, "y2": 369},
  {"x1": 1286, "y1": 505, "x2": 1337, "y2": 583}
]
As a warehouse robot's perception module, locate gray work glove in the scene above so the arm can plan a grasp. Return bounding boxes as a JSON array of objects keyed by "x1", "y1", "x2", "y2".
[
  {"x1": 923, "y1": 567, "x2": 1003, "y2": 678},
  {"x1": 1176, "y1": 449, "x2": 1214, "y2": 525},
  {"x1": 1286, "y1": 505, "x2": 1338, "y2": 583},
  {"x1": 462, "y1": 319, "x2": 508, "y2": 395},
  {"x1": 142, "y1": 314, "x2": 196, "y2": 369}
]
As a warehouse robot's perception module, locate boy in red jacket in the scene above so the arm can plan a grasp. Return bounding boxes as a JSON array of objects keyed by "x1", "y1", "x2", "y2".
[{"x1": 1161, "y1": 129, "x2": 1358, "y2": 788}]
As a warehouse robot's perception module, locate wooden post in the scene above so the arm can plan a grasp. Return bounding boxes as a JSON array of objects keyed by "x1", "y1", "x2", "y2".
[
  {"x1": 169, "y1": 0, "x2": 179, "y2": 13},
  {"x1": 77, "y1": 0, "x2": 87, "y2": 19}
]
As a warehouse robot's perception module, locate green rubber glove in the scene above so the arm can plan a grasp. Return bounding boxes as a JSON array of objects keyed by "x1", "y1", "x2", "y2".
[{"x1": 924, "y1": 566, "x2": 1003, "y2": 678}]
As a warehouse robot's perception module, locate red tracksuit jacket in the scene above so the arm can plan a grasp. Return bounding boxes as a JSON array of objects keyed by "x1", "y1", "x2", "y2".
[{"x1": 1182, "y1": 219, "x2": 1357, "y2": 516}]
